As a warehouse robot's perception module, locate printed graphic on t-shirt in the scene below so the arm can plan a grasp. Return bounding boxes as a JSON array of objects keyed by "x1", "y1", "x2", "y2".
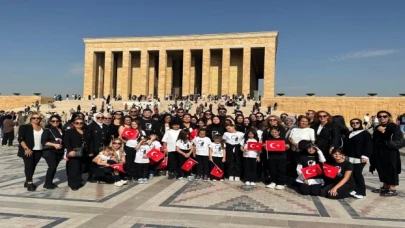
[
  {"x1": 231, "y1": 135, "x2": 239, "y2": 143},
  {"x1": 212, "y1": 131, "x2": 218, "y2": 136},
  {"x1": 183, "y1": 143, "x2": 190, "y2": 149},
  {"x1": 307, "y1": 160, "x2": 316, "y2": 166},
  {"x1": 197, "y1": 140, "x2": 205, "y2": 147},
  {"x1": 212, "y1": 144, "x2": 223, "y2": 156},
  {"x1": 145, "y1": 123, "x2": 152, "y2": 131},
  {"x1": 139, "y1": 147, "x2": 147, "y2": 154},
  {"x1": 335, "y1": 166, "x2": 342, "y2": 177}
]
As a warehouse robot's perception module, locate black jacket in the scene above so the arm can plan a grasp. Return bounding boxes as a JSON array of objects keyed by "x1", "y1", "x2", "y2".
[
  {"x1": 206, "y1": 124, "x2": 225, "y2": 141},
  {"x1": 344, "y1": 130, "x2": 373, "y2": 159},
  {"x1": 41, "y1": 127, "x2": 65, "y2": 157},
  {"x1": 88, "y1": 122, "x2": 111, "y2": 156},
  {"x1": 64, "y1": 128, "x2": 90, "y2": 155},
  {"x1": 312, "y1": 122, "x2": 341, "y2": 151},
  {"x1": 17, "y1": 124, "x2": 44, "y2": 157}
]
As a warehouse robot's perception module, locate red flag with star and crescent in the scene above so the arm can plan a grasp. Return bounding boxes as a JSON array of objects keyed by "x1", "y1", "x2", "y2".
[
  {"x1": 265, "y1": 140, "x2": 286, "y2": 152},
  {"x1": 181, "y1": 158, "x2": 198, "y2": 171},
  {"x1": 210, "y1": 165, "x2": 224, "y2": 178},
  {"x1": 121, "y1": 128, "x2": 139, "y2": 139},
  {"x1": 146, "y1": 148, "x2": 164, "y2": 162},
  {"x1": 157, "y1": 156, "x2": 168, "y2": 169},
  {"x1": 301, "y1": 164, "x2": 322, "y2": 179},
  {"x1": 247, "y1": 142, "x2": 263, "y2": 151},
  {"x1": 322, "y1": 163, "x2": 339, "y2": 179},
  {"x1": 110, "y1": 163, "x2": 126, "y2": 173}
]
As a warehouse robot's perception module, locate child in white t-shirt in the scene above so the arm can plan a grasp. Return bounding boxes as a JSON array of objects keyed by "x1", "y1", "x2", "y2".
[
  {"x1": 192, "y1": 128, "x2": 212, "y2": 181},
  {"x1": 240, "y1": 129, "x2": 261, "y2": 186},
  {"x1": 176, "y1": 129, "x2": 194, "y2": 182},
  {"x1": 135, "y1": 136, "x2": 151, "y2": 184},
  {"x1": 209, "y1": 134, "x2": 226, "y2": 181},
  {"x1": 162, "y1": 121, "x2": 182, "y2": 180}
]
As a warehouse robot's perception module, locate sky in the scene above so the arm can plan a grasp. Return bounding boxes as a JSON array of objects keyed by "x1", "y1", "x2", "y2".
[{"x1": 0, "y1": 0, "x2": 404, "y2": 97}]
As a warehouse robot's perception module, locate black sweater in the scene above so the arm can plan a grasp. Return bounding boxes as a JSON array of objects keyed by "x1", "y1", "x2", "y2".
[{"x1": 344, "y1": 130, "x2": 373, "y2": 159}]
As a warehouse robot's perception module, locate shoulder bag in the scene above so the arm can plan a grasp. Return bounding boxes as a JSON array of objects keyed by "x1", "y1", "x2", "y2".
[{"x1": 386, "y1": 125, "x2": 405, "y2": 150}]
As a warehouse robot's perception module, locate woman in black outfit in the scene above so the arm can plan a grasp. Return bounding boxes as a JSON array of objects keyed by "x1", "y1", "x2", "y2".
[
  {"x1": 64, "y1": 117, "x2": 89, "y2": 191},
  {"x1": 235, "y1": 114, "x2": 245, "y2": 133},
  {"x1": 344, "y1": 118, "x2": 372, "y2": 198},
  {"x1": 206, "y1": 116, "x2": 225, "y2": 141},
  {"x1": 110, "y1": 111, "x2": 123, "y2": 139},
  {"x1": 41, "y1": 115, "x2": 64, "y2": 189},
  {"x1": 18, "y1": 112, "x2": 44, "y2": 191},
  {"x1": 333, "y1": 115, "x2": 350, "y2": 144},
  {"x1": 311, "y1": 111, "x2": 340, "y2": 164},
  {"x1": 370, "y1": 110, "x2": 402, "y2": 196}
]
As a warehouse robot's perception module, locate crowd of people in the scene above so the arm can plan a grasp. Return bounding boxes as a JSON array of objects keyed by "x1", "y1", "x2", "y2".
[{"x1": 0, "y1": 101, "x2": 404, "y2": 200}]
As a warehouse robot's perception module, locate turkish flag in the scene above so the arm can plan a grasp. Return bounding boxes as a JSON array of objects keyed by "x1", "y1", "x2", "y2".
[
  {"x1": 322, "y1": 163, "x2": 339, "y2": 179},
  {"x1": 110, "y1": 163, "x2": 126, "y2": 173},
  {"x1": 247, "y1": 142, "x2": 263, "y2": 151},
  {"x1": 181, "y1": 158, "x2": 198, "y2": 171},
  {"x1": 157, "y1": 157, "x2": 168, "y2": 169},
  {"x1": 190, "y1": 129, "x2": 198, "y2": 140},
  {"x1": 146, "y1": 148, "x2": 164, "y2": 162},
  {"x1": 301, "y1": 164, "x2": 322, "y2": 179},
  {"x1": 210, "y1": 166, "x2": 224, "y2": 179},
  {"x1": 266, "y1": 140, "x2": 286, "y2": 152},
  {"x1": 121, "y1": 128, "x2": 139, "y2": 139}
]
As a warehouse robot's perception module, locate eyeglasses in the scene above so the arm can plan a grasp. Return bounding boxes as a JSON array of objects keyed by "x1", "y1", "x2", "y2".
[
  {"x1": 351, "y1": 122, "x2": 360, "y2": 125},
  {"x1": 50, "y1": 120, "x2": 60, "y2": 123},
  {"x1": 377, "y1": 115, "x2": 388, "y2": 119},
  {"x1": 104, "y1": 118, "x2": 112, "y2": 120},
  {"x1": 96, "y1": 117, "x2": 104, "y2": 120},
  {"x1": 269, "y1": 119, "x2": 277, "y2": 122},
  {"x1": 319, "y1": 115, "x2": 328, "y2": 118},
  {"x1": 256, "y1": 116, "x2": 263, "y2": 118},
  {"x1": 130, "y1": 111, "x2": 137, "y2": 113},
  {"x1": 74, "y1": 122, "x2": 84, "y2": 125},
  {"x1": 31, "y1": 117, "x2": 42, "y2": 120},
  {"x1": 112, "y1": 142, "x2": 122, "y2": 145}
]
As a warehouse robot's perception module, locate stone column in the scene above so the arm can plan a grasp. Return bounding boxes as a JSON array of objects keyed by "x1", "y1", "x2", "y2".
[
  {"x1": 97, "y1": 59, "x2": 104, "y2": 98},
  {"x1": 140, "y1": 50, "x2": 149, "y2": 96},
  {"x1": 202, "y1": 48, "x2": 210, "y2": 96},
  {"x1": 165, "y1": 54, "x2": 173, "y2": 96},
  {"x1": 83, "y1": 49, "x2": 96, "y2": 98},
  {"x1": 263, "y1": 44, "x2": 276, "y2": 99},
  {"x1": 117, "y1": 51, "x2": 131, "y2": 98},
  {"x1": 103, "y1": 51, "x2": 113, "y2": 97},
  {"x1": 190, "y1": 55, "x2": 196, "y2": 94},
  {"x1": 221, "y1": 48, "x2": 230, "y2": 96},
  {"x1": 242, "y1": 47, "x2": 251, "y2": 96},
  {"x1": 148, "y1": 55, "x2": 156, "y2": 96},
  {"x1": 158, "y1": 49, "x2": 167, "y2": 99},
  {"x1": 182, "y1": 48, "x2": 191, "y2": 96}
]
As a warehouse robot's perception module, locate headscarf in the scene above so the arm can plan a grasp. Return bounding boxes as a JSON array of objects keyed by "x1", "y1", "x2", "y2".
[
  {"x1": 349, "y1": 118, "x2": 364, "y2": 138},
  {"x1": 93, "y1": 112, "x2": 104, "y2": 128}
]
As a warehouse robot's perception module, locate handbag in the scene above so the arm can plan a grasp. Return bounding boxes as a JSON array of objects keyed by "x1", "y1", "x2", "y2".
[
  {"x1": 386, "y1": 125, "x2": 405, "y2": 150},
  {"x1": 69, "y1": 135, "x2": 86, "y2": 158},
  {"x1": 42, "y1": 128, "x2": 61, "y2": 150}
]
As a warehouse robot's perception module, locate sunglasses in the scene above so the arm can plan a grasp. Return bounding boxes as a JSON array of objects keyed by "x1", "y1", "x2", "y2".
[
  {"x1": 112, "y1": 142, "x2": 122, "y2": 145},
  {"x1": 50, "y1": 120, "x2": 60, "y2": 123},
  {"x1": 377, "y1": 115, "x2": 388, "y2": 119},
  {"x1": 269, "y1": 119, "x2": 277, "y2": 121},
  {"x1": 74, "y1": 122, "x2": 84, "y2": 125},
  {"x1": 351, "y1": 122, "x2": 360, "y2": 125},
  {"x1": 96, "y1": 117, "x2": 104, "y2": 120},
  {"x1": 31, "y1": 117, "x2": 42, "y2": 120},
  {"x1": 319, "y1": 115, "x2": 328, "y2": 118},
  {"x1": 104, "y1": 118, "x2": 112, "y2": 120}
]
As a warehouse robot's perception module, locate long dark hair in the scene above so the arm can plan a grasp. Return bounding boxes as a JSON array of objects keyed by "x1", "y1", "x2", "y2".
[
  {"x1": 333, "y1": 115, "x2": 349, "y2": 138},
  {"x1": 46, "y1": 115, "x2": 62, "y2": 129},
  {"x1": 244, "y1": 128, "x2": 259, "y2": 142},
  {"x1": 177, "y1": 129, "x2": 190, "y2": 142}
]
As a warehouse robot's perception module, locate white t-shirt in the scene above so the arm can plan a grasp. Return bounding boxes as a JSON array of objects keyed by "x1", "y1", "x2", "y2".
[
  {"x1": 32, "y1": 129, "x2": 44, "y2": 150},
  {"x1": 223, "y1": 132, "x2": 244, "y2": 145},
  {"x1": 364, "y1": 115, "x2": 370, "y2": 122},
  {"x1": 162, "y1": 129, "x2": 181, "y2": 152},
  {"x1": 289, "y1": 128, "x2": 315, "y2": 145},
  {"x1": 176, "y1": 140, "x2": 193, "y2": 151},
  {"x1": 113, "y1": 150, "x2": 126, "y2": 163},
  {"x1": 98, "y1": 153, "x2": 111, "y2": 161},
  {"x1": 125, "y1": 130, "x2": 146, "y2": 148},
  {"x1": 150, "y1": 140, "x2": 162, "y2": 150},
  {"x1": 192, "y1": 136, "x2": 211, "y2": 156},
  {"x1": 241, "y1": 138, "x2": 259, "y2": 158},
  {"x1": 135, "y1": 144, "x2": 150, "y2": 164},
  {"x1": 209, "y1": 143, "x2": 225, "y2": 157},
  {"x1": 257, "y1": 130, "x2": 263, "y2": 141}
]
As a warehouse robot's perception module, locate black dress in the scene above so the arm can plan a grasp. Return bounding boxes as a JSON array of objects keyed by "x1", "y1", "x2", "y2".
[
  {"x1": 41, "y1": 127, "x2": 64, "y2": 186},
  {"x1": 312, "y1": 122, "x2": 341, "y2": 163}
]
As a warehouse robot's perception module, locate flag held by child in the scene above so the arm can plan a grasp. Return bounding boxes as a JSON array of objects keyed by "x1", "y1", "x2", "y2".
[
  {"x1": 157, "y1": 156, "x2": 168, "y2": 169},
  {"x1": 210, "y1": 165, "x2": 224, "y2": 179},
  {"x1": 146, "y1": 148, "x2": 164, "y2": 162},
  {"x1": 266, "y1": 140, "x2": 286, "y2": 152},
  {"x1": 181, "y1": 158, "x2": 198, "y2": 171},
  {"x1": 247, "y1": 142, "x2": 263, "y2": 151},
  {"x1": 301, "y1": 164, "x2": 322, "y2": 179},
  {"x1": 121, "y1": 128, "x2": 139, "y2": 139},
  {"x1": 322, "y1": 163, "x2": 340, "y2": 179},
  {"x1": 110, "y1": 163, "x2": 126, "y2": 173}
]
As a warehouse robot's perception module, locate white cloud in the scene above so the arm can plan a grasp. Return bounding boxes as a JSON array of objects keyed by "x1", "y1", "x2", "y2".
[
  {"x1": 330, "y1": 49, "x2": 398, "y2": 61},
  {"x1": 66, "y1": 63, "x2": 84, "y2": 76}
]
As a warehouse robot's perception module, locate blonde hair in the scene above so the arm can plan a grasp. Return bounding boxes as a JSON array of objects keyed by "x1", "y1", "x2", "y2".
[
  {"x1": 25, "y1": 112, "x2": 46, "y2": 128},
  {"x1": 263, "y1": 115, "x2": 284, "y2": 130}
]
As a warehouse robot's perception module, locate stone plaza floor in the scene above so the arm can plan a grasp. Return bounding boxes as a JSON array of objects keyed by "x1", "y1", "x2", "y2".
[{"x1": 0, "y1": 146, "x2": 405, "y2": 228}]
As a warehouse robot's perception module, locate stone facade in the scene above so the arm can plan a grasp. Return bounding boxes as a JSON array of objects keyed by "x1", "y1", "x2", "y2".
[
  {"x1": 83, "y1": 31, "x2": 278, "y2": 99},
  {"x1": 0, "y1": 96, "x2": 55, "y2": 111}
]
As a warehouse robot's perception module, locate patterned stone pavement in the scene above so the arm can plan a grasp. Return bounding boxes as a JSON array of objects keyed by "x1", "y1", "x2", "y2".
[{"x1": 0, "y1": 144, "x2": 405, "y2": 228}]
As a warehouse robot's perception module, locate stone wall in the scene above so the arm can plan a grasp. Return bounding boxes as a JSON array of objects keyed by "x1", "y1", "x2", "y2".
[
  {"x1": 262, "y1": 97, "x2": 405, "y2": 121},
  {"x1": 0, "y1": 96, "x2": 55, "y2": 111}
]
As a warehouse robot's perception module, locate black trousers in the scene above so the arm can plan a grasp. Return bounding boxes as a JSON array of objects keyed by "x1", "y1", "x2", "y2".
[
  {"x1": 196, "y1": 155, "x2": 209, "y2": 177},
  {"x1": 353, "y1": 163, "x2": 366, "y2": 195},
  {"x1": 124, "y1": 146, "x2": 136, "y2": 178},
  {"x1": 210, "y1": 157, "x2": 225, "y2": 180},
  {"x1": 2, "y1": 130, "x2": 14, "y2": 146},
  {"x1": 87, "y1": 155, "x2": 96, "y2": 180},
  {"x1": 244, "y1": 157, "x2": 257, "y2": 182},
  {"x1": 136, "y1": 163, "x2": 149, "y2": 179},
  {"x1": 268, "y1": 158, "x2": 286, "y2": 185},
  {"x1": 44, "y1": 152, "x2": 63, "y2": 186},
  {"x1": 22, "y1": 150, "x2": 42, "y2": 182},
  {"x1": 66, "y1": 157, "x2": 83, "y2": 188},
  {"x1": 321, "y1": 183, "x2": 355, "y2": 199},
  {"x1": 226, "y1": 143, "x2": 241, "y2": 177},
  {"x1": 167, "y1": 152, "x2": 177, "y2": 174},
  {"x1": 299, "y1": 183, "x2": 322, "y2": 196},
  {"x1": 177, "y1": 150, "x2": 191, "y2": 178}
]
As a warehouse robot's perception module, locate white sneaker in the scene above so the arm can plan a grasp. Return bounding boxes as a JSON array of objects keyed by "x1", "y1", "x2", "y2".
[
  {"x1": 245, "y1": 181, "x2": 251, "y2": 186},
  {"x1": 275, "y1": 185, "x2": 285, "y2": 190},
  {"x1": 266, "y1": 182, "x2": 276, "y2": 189},
  {"x1": 114, "y1": 181, "x2": 124, "y2": 187},
  {"x1": 178, "y1": 177, "x2": 185, "y2": 182},
  {"x1": 143, "y1": 178, "x2": 148, "y2": 184},
  {"x1": 220, "y1": 179, "x2": 224, "y2": 182},
  {"x1": 212, "y1": 179, "x2": 217, "y2": 182},
  {"x1": 349, "y1": 191, "x2": 357, "y2": 196},
  {"x1": 353, "y1": 194, "x2": 365, "y2": 199},
  {"x1": 229, "y1": 176, "x2": 234, "y2": 182},
  {"x1": 235, "y1": 177, "x2": 240, "y2": 182},
  {"x1": 119, "y1": 180, "x2": 128, "y2": 185},
  {"x1": 250, "y1": 182, "x2": 256, "y2": 186}
]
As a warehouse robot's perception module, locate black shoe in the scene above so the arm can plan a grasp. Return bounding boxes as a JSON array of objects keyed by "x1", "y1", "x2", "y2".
[
  {"x1": 372, "y1": 187, "x2": 385, "y2": 193},
  {"x1": 380, "y1": 190, "x2": 398, "y2": 197},
  {"x1": 52, "y1": 183, "x2": 59, "y2": 188},
  {"x1": 70, "y1": 187, "x2": 79, "y2": 191},
  {"x1": 87, "y1": 178, "x2": 97, "y2": 183},
  {"x1": 24, "y1": 182, "x2": 27, "y2": 188},
  {"x1": 43, "y1": 184, "x2": 56, "y2": 190},
  {"x1": 168, "y1": 173, "x2": 174, "y2": 180},
  {"x1": 27, "y1": 183, "x2": 37, "y2": 192}
]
